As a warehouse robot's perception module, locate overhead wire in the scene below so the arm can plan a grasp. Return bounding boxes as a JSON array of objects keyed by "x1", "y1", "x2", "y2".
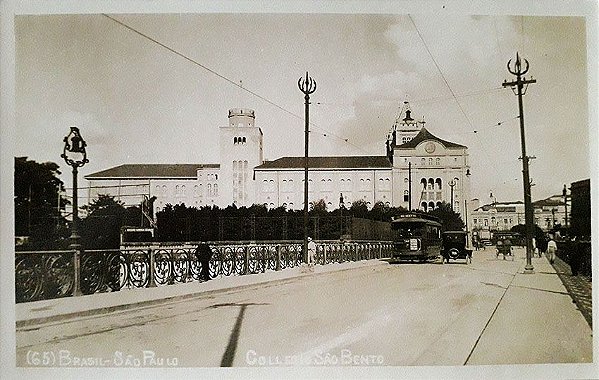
[
  {"x1": 408, "y1": 14, "x2": 476, "y2": 131},
  {"x1": 104, "y1": 12, "x2": 526, "y2": 187},
  {"x1": 408, "y1": 14, "x2": 509, "y2": 185},
  {"x1": 102, "y1": 14, "x2": 371, "y2": 155}
]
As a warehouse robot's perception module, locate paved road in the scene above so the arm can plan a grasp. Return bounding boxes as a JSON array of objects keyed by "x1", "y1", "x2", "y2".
[{"x1": 16, "y1": 247, "x2": 591, "y2": 368}]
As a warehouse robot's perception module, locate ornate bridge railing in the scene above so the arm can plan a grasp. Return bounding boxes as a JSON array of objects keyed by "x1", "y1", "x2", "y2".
[{"x1": 15, "y1": 241, "x2": 393, "y2": 303}]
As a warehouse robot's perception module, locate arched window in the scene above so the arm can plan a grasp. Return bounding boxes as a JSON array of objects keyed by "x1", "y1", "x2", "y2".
[
  {"x1": 234, "y1": 137, "x2": 238, "y2": 144},
  {"x1": 404, "y1": 190, "x2": 409, "y2": 202},
  {"x1": 214, "y1": 184, "x2": 218, "y2": 196},
  {"x1": 436, "y1": 202, "x2": 442, "y2": 209},
  {"x1": 429, "y1": 201, "x2": 435, "y2": 210},
  {"x1": 436, "y1": 158, "x2": 440, "y2": 165},
  {"x1": 435, "y1": 178, "x2": 442, "y2": 190},
  {"x1": 421, "y1": 202, "x2": 428, "y2": 211},
  {"x1": 428, "y1": 178, "x2": 434, "y2": 190},
  {"x1": 207, "y1": 184, "x2": 212, "y2": 196},
  {"x1": 420, "y1": 178, "x2": 427, "y2": 189}
]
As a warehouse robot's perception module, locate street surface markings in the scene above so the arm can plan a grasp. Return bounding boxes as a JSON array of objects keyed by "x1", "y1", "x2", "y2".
[{"x1": 296, "y1": 310, "x2": 393, "y2": 362}]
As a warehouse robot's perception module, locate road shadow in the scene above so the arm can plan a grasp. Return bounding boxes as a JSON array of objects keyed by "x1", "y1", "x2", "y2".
[{"x1": 208, "y1": 302, "x2": 269, "y2": 367}]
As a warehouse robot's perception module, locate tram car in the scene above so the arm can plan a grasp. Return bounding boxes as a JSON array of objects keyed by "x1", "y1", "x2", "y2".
[{"x1": 390, "y1": 212, "x2": 442, "y2": 263}]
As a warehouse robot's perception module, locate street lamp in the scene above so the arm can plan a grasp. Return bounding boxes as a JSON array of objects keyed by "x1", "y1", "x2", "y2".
[
  {"x1": 298, "y1": 72, "x2": 316, "y2": 264},
  {"x1": 449, "y1": 177, "x2": 459, "y2": 211},
  {"x1": 61, "y1": 126, "x2": 88, "y2": 249}
]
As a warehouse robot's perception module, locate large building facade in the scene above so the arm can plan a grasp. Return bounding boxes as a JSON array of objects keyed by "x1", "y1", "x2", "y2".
[{"x1": 85, "y1": 104, "x2": 471, "y2": 220}]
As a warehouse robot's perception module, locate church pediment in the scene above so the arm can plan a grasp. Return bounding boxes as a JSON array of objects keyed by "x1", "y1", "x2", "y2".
[{"x1": 394, "y1": 127, "x2": 466, "y2": 150}]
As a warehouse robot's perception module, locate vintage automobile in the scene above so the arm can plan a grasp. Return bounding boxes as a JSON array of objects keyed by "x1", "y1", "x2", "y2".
[{"x1": 441, "y1": 231, "x2": 472, "y2": 264}]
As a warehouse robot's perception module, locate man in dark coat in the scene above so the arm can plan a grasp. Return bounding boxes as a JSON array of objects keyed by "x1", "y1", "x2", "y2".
[{"x1": 195, "y1": 242, "x2": 213, "y2": 281}]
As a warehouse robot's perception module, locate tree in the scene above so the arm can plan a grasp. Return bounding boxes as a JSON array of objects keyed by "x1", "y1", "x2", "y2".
[
  {"x1": 368, "y1": 201, "x2": 389, "y2": 221},
  {"x1": 14, "y1": 157, "x2": 69, "y2": 249},
  {"x1": 80, "y1": 194, "x2": 138, "y2": 249},
  {"x1": 310, "y1": 199, "x2": 328, "y2": 215},
  {"x1": 349, "y1": 199, "x2": 369, "y2": 218},
  {"x1": 428, "y1": 202, "x2": 465, "y2": 231},
  {"x1": 510, "y1": 223, "x2": 545, "y2": 242}
]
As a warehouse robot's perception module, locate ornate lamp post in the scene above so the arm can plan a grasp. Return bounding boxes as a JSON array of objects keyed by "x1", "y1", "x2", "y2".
[
  {"x1": 61, "y1": 126, "x2": 88, "y2": 249},
  {"x1": 298, "y1": 72, "x2": 316, "y2": 263},
  {"x1": 449, "y1": 177, "x2": 459, "y2": 211}
]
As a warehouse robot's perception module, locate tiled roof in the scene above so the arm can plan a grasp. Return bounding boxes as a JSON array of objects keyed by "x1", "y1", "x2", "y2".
[
  {"x1": 255, "y1": 156, "x2": 392, "y2": 170},
  {"x1": 532, "y1": 197, "x2": 565, "y2": 207},
  {"x1": 85, "y1": 164, "x2": 219, "y2": 179},
  {"x1": 395, "y1": 127, "x2": 466, "y2": 149},
  {"x1": 475, "y1": 201, "x2": 523, "y2": 211}
]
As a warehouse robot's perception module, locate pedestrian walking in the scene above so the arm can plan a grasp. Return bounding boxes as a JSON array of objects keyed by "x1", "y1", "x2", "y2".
[
  {"x1": 538, "y1": 234, "x2": 548, "y2": 258},
  {"x1": 547, "y1": 236, "x2": 557, "y2": 265},
  {"x1": 307, "y1": 237, "x2": 316, "y2": 267},
  {"x1": 194, "y1": 242, "x2": 213, "y2": 281},
  {"x1": 532, "y1": 237, "x2": 539, "y2": 257}
]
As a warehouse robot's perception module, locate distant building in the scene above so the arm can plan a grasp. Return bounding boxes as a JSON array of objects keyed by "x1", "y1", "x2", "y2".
[
  {"x1": 85, "y1": 103, "x2": 471, "y2": 221},
  {"x1": 470, "y1": 194, "x2": 567, "y2": 234}
]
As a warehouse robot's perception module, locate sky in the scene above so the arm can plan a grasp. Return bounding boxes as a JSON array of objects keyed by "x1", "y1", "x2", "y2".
[{"x1": 9, "y1": 3, "x2": 596, "y2": 206}]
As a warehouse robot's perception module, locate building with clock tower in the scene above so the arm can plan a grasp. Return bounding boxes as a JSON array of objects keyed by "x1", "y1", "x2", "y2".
[{"x1": 386, "y1": 102, "x2": 471, "y2": 216}]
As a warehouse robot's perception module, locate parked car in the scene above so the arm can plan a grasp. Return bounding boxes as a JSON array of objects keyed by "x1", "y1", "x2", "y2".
[{"x1": 441, "y1": 231, "x2": 472, "y2": 264}]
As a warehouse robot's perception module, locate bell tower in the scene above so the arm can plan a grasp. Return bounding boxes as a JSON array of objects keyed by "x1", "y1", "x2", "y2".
[{"x1": 219, "y1": 108, "x2": 264, "y2": 207}]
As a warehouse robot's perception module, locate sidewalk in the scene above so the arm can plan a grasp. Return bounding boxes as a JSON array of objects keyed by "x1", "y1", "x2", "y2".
[
  {"x1": 551, "y1": 254, "x2": 592, "y2": 328},
  {"x1": 466, "y1": 248, "x2": 593, "y2": 364},
  {"x1": 16, "y1": 259, "x2": 388, "y2": 328}
]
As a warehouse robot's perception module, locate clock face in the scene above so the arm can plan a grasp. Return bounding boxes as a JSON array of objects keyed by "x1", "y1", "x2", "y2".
[{"x1": 425, "y1": 142, "x2": 436, "y2": 154}]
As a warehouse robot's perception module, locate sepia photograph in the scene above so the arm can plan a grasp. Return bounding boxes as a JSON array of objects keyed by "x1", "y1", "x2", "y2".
[{"x1": 1, "y1": 0, "x2": 597, "y2": 378}]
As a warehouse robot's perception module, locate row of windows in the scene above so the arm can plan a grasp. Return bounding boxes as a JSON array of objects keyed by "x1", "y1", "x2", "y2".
[
  {"x1": 402, "y1": 157, "x2": 460, "y2": 165},
  {"x1": 233, "y1": 136, "x2": 247, "y2": 144},
  {"x1": 420, "y1": 202, "x2": 442, "y2": 211},
  {"x1": 420, "y1": 178, "x2": 444, "y2": 190},
  {"x1": 154, "y1": 184, "x2": 218, "y2": 198},
  {"x1": 263, "y1": 200, "x2": 392, "y2": 210},
  {"x1": 262, "y1": 177, "x2": 392, "y2": 193},
  {"x1": 233, "y1": 160, "x2": 249, "y2": 202},
  {"x1": 421, "y1": 158, "x2": 441, "y2": 166},
  {"x1": 197, "y1": 173, "x2": 218, "y2": 181},
  {"x1": 473, "y1": 217, "x2": 515, "y2": 226}
]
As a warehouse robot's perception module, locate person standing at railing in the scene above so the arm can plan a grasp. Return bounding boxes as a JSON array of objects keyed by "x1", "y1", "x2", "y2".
[
  {"x1": 195, "y1": 242, "x2": 213, "y2": 281},
  {"x1": 307, "y1": 237, "x2": 316, "y2": 268}
]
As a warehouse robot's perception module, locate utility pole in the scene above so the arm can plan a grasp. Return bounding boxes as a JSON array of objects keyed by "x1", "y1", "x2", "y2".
[
  {"x1": 298, "y1": 72, "x2": 316, "y2": 263},
  {"x1": 408, "y1": 162, "x2": 412, "y2": 211},
  {"x1": 563, "y1": 184, "x2": 568, "y2": 229},
  {"x1": 503, "y1": 52, "x2": 536, "y2": 274}
]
